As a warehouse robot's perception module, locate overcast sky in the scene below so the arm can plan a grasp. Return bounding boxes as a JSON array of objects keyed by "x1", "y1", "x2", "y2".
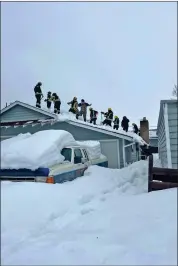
[{"x1": 1, "y1": 2, "x2": 177, "y2": 126}]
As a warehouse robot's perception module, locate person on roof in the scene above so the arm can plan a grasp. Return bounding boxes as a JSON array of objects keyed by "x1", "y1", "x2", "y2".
[
  {"x1": 101, "y1": 108, "x2": 113, "y2": 126},
  {"x1": 67, "y1": 97, "x2": 78, "y2": 114},
  {"x1": 121, "y1": 116, "x2": 130, "y2": 132},
  {"x1": 34, "y1": 82, "x2": 43, "y2": 108},
  {"x1": 51, "y1": 93, "x2": 61, "y2": 114},
  {"x1": 44, "y1": 91, "x2": 53, "y2": 110},
  {"x1": 132, "y1": 123, "x2": 139, "y2": 134},
  {"x1": 113, "y1": 116, "x2": 119, "y2": 130},
  {"x1": 76, "y1": 99, "x2": 92, "y2": 122},
  {"x1": 89, "y1": 107, "x2": 98, "y2": 125}
]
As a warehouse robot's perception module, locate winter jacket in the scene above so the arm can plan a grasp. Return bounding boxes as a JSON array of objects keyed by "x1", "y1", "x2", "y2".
[
  {"x1": 113, "y1": 117, "x2": 119, "y2": 125},
  {"x1": 44, "y1": 93, "x2": 52, "y2": 102},
  {"x1": 78, "y1": 102, "x2": 91, "y2": 114},
  {"x1": 121, "y1": 116, "x2": 129, "y2": 128},
  {"x1": 133, "y1": 124, "x2": 139, "y2": 134},
  {"x1": 104, "y1": 110, "x2": 113, "y2": 121},
  {"x1": 68, "y1": 100, "x2": 78, "y2": 111},
  {"x1": 90, "y1": 109, "x2": 98, "y2": 119},
  {"x1": 34, "y1": 84, "x2": 43, "y2": 96}
]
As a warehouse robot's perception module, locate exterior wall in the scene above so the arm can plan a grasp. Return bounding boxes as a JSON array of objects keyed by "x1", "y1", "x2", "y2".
[
  {"x1": 168, "y1": 102, "x2": 178, "y2": 169},
  {"x1": 157, "y1": 104, "x2": 168, "y2": 168},
  {"x1": 99, "y1": 140, "x2": 120, "y2": 169},
  {"x1": 1, "y1": 121, "x2": 130, "y2": 141},
  {"x1": 0, "y1": 105, "x2": 53, "y2": 123}
]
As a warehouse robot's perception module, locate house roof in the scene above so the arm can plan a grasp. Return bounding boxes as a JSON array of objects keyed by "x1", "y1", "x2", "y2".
[
  {"x1": 0, "y1": 101, "x2": 58, "y2": 119},
  {"x1": 0, "y1": 101, "x2": 147, "y2": 145}
]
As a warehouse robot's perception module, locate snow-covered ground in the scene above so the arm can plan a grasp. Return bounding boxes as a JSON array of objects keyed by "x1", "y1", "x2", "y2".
[{"x1": 1, "y1": 160, "x2": 177, "y2": 265}]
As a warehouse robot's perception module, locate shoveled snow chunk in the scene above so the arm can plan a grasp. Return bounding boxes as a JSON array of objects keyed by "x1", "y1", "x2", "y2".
[
  {"x1": 1, "y1": 130, "x2": 77, "y2": 170},
  {"x1": 76, "y1": 141, "x2": 102, "y2": 160}
]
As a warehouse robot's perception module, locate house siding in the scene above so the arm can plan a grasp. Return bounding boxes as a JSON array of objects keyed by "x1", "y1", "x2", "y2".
[
  {"x1": 0, "y1": 105, "x2": 53, "y2": 123},
  {"x1": 157, "y1": 104, "x2": 168, "y2": 168},
  {"x1": 168, "y1": 102, "x2": 178, "y2": 169}
]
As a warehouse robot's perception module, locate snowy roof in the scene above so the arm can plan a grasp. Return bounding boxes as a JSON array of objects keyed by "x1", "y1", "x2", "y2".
[
  {"x1": 0, "y1": 101, "x2": 148, "y2": 146},
  {"x1": 0, "y1": 101, "x2": 58, "y2": 119}
]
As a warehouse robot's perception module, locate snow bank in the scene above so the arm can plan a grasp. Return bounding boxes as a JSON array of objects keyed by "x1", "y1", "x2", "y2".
[
  {"x1": 76, "y1": 141, "x2": 102, "y2": 160},
  {"x1": 1, "y1": 130, "x2": 77, "y2": 170},
  {"x1": 1, "y1": 160, "x2": 177, "y2": 265}
]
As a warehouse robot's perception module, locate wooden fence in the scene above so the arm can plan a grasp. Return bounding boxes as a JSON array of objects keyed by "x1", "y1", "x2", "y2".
[{"x1": 148, "y1": 155, "x2": 178, "y2": 192}]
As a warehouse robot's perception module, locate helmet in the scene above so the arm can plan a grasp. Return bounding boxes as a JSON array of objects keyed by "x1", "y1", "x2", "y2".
[
  {"x1": 73, "y1": 97, "x2": 77, "y2": 100},
  {"x1": 52, "y1": 92, "x2": 56, "y2": 96},
  {"x1": 37, "y1": 82, "x2": 42, "y2": 86},
  {"x1": 48, "y1": 91, "x2": 51, "y2": 94},
  {"x1": 108, "y1": 108, "x2": 112, "y2": 111},
  {"x1": 81, "y1": 99, "x2": 85, "y2": 102},
  {"x1": 89, "y1": 107, "x2": 93, "y2": 111},
  {"x1": 114, "y1": 116, "x2": 118, "y2": 119}
]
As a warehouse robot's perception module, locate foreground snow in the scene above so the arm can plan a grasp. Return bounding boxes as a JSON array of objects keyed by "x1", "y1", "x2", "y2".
[{"x1": 1, "y1": 161, "x2": 177, "y2": 265}]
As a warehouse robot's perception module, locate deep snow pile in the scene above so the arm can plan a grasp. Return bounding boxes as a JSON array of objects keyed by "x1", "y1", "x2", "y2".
[
  {"x1": 1, "y1": 160, "x2": 177, "y2": 265},
  {"x1": 1, "y1": 130, "x2": 77, "y2": 170},
  {"x1": 77, "y1": 141, "x2": 102, "y2": 160}
]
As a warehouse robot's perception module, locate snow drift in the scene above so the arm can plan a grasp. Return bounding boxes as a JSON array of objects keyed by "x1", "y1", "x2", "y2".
[{"x1": 1, "y1": 160, "x2": 177, "y2": 265}]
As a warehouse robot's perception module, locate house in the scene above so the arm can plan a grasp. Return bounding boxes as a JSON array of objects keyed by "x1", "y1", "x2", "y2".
[
  {"x1": 0, "y1": 101, "x2": 145, "y2": 169},
  {"x1": 157, "y1": 99, "x2": 178, "y2": 169}
]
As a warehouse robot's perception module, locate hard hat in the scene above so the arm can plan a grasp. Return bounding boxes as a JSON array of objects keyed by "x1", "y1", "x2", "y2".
[
  {"x1": 108, "y1": 108, "x2": 112, "y2": 111},
  {"x1": 114, "y1": 116, "x2": 118, "y2": 119}
]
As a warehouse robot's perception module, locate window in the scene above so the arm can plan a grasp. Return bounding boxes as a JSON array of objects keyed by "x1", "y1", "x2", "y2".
[
  {"x1": 61, "y1": 148, "x2": 72, "y2": 162},
  {"x1": 83, "y1": 149, "x2": 89, "y2": 160},
  {"x1": 74, "y1": 149, "x2": 83, "y2": 158},
  {"x1": 74, "y1": 149, "x2": 83, "y2": 164}
]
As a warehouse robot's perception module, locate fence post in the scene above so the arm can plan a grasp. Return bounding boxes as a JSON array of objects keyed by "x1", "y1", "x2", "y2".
[{"x1": 148, "y1": 155, "x2": 153, "y2": 192}]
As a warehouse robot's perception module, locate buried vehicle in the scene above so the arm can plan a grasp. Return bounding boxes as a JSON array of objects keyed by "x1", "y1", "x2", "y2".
[{"x1": 0, "y1": 130, "x2": 108, "y2": 184}]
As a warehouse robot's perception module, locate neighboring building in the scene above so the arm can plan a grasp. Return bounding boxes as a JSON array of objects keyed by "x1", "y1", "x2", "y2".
[
  {"x1": 157, "y1": 100, "x2": 178, "y2": 169},
  {"x1": 0, "y1": 101, "x2": 143, "y2": 169}
]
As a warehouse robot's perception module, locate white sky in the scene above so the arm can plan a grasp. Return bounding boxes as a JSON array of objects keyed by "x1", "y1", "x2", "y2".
[{"x1": 1, "y1": 2, "x2": 177, "y2": 127}]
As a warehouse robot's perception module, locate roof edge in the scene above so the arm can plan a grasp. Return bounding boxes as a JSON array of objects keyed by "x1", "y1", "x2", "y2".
[{"x1": 0, "y1": 100, "x2": 58, "y2": 119}]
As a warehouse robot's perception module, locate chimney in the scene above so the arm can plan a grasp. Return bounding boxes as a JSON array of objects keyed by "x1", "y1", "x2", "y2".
[{"x1": 140, "y1": 117, "x2": 149, "y2": 144}]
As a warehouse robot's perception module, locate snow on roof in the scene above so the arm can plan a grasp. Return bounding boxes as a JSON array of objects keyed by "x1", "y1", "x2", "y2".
[
  {"x1": 1, "y1": 102, "x2": 148, "y2": 146},
  {"x1": 57, "y1": 112, "x2": 148, "y2": 146}
]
